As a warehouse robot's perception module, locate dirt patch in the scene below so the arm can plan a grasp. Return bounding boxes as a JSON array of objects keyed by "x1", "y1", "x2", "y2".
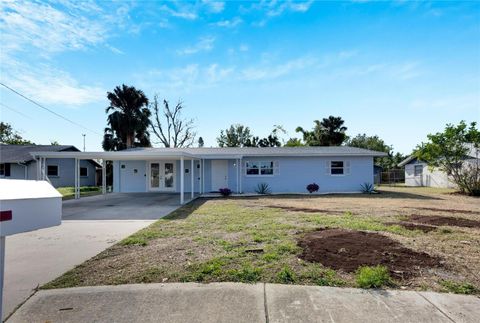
[
  {"x1": 386, "y1": 222, "x2": 437, "y2": 233},
  {"x1": 298, "y1": 228, "x2": 441, "y2": 278},
  {"x1": 406, "y1": 207, "x2": 480, "y2": 215},
  {"x1": 408, "y1": 215, "x2": 480, "y2": 228}
]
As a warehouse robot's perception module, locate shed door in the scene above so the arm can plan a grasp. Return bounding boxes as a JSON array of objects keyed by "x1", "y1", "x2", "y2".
[{"x1": 211, "y1": 160, "x2": 228, "y2": 191}]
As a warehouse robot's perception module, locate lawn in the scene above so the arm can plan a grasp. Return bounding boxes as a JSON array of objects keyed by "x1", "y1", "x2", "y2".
[
  {"x1": 44, "y1": 186, "x2": 480, "y2": 294},
  {"x1": 57, "y1": 186, "x2": 102, "y2": 200}
]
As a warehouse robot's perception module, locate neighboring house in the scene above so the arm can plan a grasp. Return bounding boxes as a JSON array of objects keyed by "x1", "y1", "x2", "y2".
[
  {"x1": 0, "y1": 144, "x2": 99, "y2": 187},
  {"x1": 30, "y1": 147, "x2": 386, "y2": 202},
  {"x1": 399, "y1": 146, "x2": 479, "y2": 188}
]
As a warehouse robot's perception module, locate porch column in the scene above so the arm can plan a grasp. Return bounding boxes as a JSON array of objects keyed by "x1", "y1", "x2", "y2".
[
  {"x1": 236, "y1": 159, "x2": 239, "y2": 193},
  {"x1": 102, "y1": 159, "x2": 107, "y2": 195},
  {"x1": 202, "y1": 159, "x2": 205, "y2": 194},
  {"x1": 41, "y1": 157, "x2": 46, "y2": 180},
  {"x1": 36, "y1": 157, "x2": 41, "y2": 180},
  {"x1": 180, "y1": 156, "x2": 185, "y2": 204},
  {"x1": 191, "y1": 159, "x2": 194, "y2": 199},
  {"x1": 74, "y1": 158, "x2": 78, "y2": 199},
  {"x1": 239, "y1": 157, "x2": 243, "y2": 193}
]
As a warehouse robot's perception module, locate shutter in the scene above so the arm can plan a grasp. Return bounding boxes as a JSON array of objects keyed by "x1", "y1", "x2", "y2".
[
  {"x1": 274, "y1": 161, "x2": 280, "y2": 175},
  {"x1": 325, "y1": 160, "x2": 330, "y2": 175},
  {"x1": 5, "y1": 163, "x2": 11, "y2": 177},
  {"x1": 345, "y1": 160, "x2": 351, "y2": 175}
]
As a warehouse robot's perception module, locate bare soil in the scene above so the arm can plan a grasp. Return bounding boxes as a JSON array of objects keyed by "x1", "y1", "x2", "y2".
[
  {"x1": 407, "y1": 215, "x2": 480, "y2": 228},
  {"x1": 298, "y1": 228, "x2": 441, "y2": 278}
]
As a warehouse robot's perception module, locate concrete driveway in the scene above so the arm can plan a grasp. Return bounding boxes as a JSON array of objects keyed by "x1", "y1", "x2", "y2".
[{"x1": 2, "y1": 193, "x2": 181, "y2": 321}]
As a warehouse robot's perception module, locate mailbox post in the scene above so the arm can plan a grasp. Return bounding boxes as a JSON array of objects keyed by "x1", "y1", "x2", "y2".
[{"x1": 0, "y1": 179, "x2": 62, "y2": 320}]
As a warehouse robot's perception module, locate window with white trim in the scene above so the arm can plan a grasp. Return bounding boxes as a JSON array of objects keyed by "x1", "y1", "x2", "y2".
[
  {"x1": 326, "y1": 160, "x2": 351, "y2": 176},
  {"x1": 47, "y1": 165, "x2": 59, "y2": 176},
  {"x1": 80, "y1": 167, "x2": 88, "y2": 177},
  {"x1": 245, "y1": 161, "x2": 277, "y2": 176}
]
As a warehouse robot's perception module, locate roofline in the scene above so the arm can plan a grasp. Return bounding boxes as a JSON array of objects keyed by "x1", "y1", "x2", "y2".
[
  {"x1": 30, "y1": 150, "x2": 387, "y2": 160},
  {"x1": 398, "y1": 155, "x2": 416, "y2": 167}
]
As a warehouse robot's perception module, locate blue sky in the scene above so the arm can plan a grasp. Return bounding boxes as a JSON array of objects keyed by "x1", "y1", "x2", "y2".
[{"x1": 0, "y1": 0, "x2": 479, "y2": 154}]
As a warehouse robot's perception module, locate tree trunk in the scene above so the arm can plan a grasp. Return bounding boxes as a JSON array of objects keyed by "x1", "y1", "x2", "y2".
[{"x1": 126, "y1": 134, "x2": 133, "y2": 148}]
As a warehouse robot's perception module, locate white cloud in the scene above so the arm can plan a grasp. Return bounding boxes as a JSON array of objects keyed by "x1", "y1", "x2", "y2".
[
  {"x1": 410, "y1": 94, "x2": 479, "y2": 111},
  {"x1": 177, "y1": 36, "x2": 216, "y2": 55},
  {"x1": 239, "y1": 44, "x2": 249, "y2": 52},
  {"x1": 253, "y1": 0, "x2": 314, "y2": 17},
  {"x1": 106, "y1": 44, "x2": 124, "y2": 55},
  {"x1": 241, "y1": 56, "x2": 317, "y2": 81},
  {"x1": 2, "y1": 62, "x2": 104, "y2": 106},
  {"x1": 202, "y1": 1, "x2": 225, "y2": 13},
  {"x1": 0, "y1": 0, "x2": 108, "y2": 54},
  {"x1": 213, "y1": 17, "x2": 243, "y2": 28}
]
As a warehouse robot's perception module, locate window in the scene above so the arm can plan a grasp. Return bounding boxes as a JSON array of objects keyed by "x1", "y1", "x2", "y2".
[
  {"x1": 330, "y1": 161, "x2": 344, "y2": 175},
  {"x1": 246, "y1": 161, "x2": 276, "y2": 176},
  {"x1": 47, "y1": 165, "x2": 58, "y2": 176},
  {"x1": 414, "y1": 165, "x2": 423, "y2": 177},
  {"x1": 80, "y1": 167, "x2": 88, "y2": 177},
  {"x1": 0, "y1": 164, "x2": 4, "y2": 176}
]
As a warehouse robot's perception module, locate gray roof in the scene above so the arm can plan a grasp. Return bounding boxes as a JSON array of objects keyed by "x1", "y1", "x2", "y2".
[
  {"x1": 1, "y1": 144, "x2": 79, "y2": 163},
  {"x1": 125, "y1": 146, "x2": 388, "y2": 157},
  {"x1": 399, "y1": 144, "x2": 479, "y2": 167}
]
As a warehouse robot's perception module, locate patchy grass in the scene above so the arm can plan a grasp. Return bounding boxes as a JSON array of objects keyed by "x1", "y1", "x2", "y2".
[
  {"x1": 44, "y1": 187, "x2": 480, "y2": 293},
  {"x1": 57, "y1": 186, "x2": 101, "y2": 200},
  {"x1": 356, "y1": 265, "x2": 392, "y2": 288},
  {"x1": 439, "y1": 280, "x2": 479, "y2": 295}
]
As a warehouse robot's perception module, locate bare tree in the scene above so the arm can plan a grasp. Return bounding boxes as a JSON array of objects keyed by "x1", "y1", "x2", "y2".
[{"x1": 150, "y1": 95, "x2": 196, "y2": 147}]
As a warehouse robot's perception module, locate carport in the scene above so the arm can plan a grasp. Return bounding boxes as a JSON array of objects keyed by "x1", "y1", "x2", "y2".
[{"x1": 31, "y1": 150, "x2": 205, "y2": 205}]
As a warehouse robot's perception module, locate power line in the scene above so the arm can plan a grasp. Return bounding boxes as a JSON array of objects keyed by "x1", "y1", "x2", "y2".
[
  {"x1": 0, "y1": 102, "x2": 32, "y2": 119},
  {"x1": 0, "y1": 82, "x2": 102, "y2": 136}
]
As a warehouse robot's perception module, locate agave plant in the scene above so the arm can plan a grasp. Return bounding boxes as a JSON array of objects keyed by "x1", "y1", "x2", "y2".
[
  {"x1": 255, "y1": 183, "x2": 271, "y2": 195},
  {"x1": 360, "y1": 182, "x2": 375, "y2": 194}
]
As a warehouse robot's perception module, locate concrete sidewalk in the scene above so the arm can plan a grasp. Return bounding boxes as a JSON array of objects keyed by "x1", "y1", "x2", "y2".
[{"x1": 7, "y1": 283, "x2": 480, "y2": 323}]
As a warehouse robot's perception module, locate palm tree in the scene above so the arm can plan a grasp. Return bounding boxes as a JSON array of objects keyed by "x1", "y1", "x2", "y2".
[
  {"x1": 102, "y1": 84, "x2": 151, "y2": 150},
  {"x1": 295, "y1": 116, "x2": 347, "y2": 146}
]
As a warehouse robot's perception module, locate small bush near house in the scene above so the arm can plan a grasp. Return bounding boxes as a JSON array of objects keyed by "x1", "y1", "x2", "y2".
[
  {"x1": 219, "y1": 188, "x2": 232, "y2": 196},
  {"x1": 255, "y1": 182, "x2": 272, "y2": 195},
  {"x1": 306, "y1": 183, "x2": 319, "y2": 193},
  {"x1": 360, "y1": 182, "x2": 375, "y2": 194},
  {"x1": 356, "y1": 265, "x2": 391, "y2": 288}
]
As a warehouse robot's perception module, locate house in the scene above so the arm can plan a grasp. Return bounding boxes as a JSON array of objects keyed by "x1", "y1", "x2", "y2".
[
  {"x1": 399, "y1": 145, "x2": 479, "y2": 188},
  {"x1": 0, "y1": 144, "x2": 99, "y2": 187},
  {"x1": 30, "y1": 146, "x2": 386, "y2": 203}
]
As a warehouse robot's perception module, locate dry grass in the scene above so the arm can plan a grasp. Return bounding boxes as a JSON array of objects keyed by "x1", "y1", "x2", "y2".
[{"x1": 43, "y1": 187, "x2": 480, "y2": 294}]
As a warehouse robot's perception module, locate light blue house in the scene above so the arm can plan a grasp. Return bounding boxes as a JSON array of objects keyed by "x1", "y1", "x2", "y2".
[
  {"x1": 31, "y1": 147, "x2": 386, "y2": 204},
  {"x1": 0, "y1": 144, "x2": 99, "y2": 187}
]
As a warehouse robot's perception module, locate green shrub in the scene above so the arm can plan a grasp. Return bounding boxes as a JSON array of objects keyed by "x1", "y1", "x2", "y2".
[
  {"x1": 356, "y1": 265, "x2": 391, "y2": 288},
  {"x1": 440, "y1": 280, "x2": 478, "y2": 295},
  {"x1": 276, "y1": 266, "x2": 297, "y2": 284}
]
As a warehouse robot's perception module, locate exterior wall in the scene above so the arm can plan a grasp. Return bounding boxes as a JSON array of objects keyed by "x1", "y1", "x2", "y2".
[
  {"x1": 404, "y1": 161, "x2": 455, "y2": 188},
  {"x1": 112, "y1": 156, "x2": 374, "y2": 194},
  {"x1": 236, "y1": 156, "x2": 373, "y2": 194},
  {"x1": 1, "y1": 159, "x2": 97, "y2": 187}
]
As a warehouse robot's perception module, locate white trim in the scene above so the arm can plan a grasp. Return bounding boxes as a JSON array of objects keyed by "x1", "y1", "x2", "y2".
[
  {"x1": 147, "y1": 161, "x2": 176, "y2": 192},
  {"x1": 190, "y1": 159, "x2": 194, "y2": 199},
  {"x1": 244, "y1": 160, "x2": 277, "y2": 177},
  {"x1": 180, "y1": 157, "x2": 184, "y2": 204}
]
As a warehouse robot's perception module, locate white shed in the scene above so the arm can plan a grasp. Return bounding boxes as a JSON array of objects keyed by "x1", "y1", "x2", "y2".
[{"x1": 0, "y1": 179, "x2": 62, "y2": 236}]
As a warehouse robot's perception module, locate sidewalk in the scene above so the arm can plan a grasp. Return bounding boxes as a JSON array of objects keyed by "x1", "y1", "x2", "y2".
[{"x1": 7, "y1": 283, "x2": 480, "y2": 323}]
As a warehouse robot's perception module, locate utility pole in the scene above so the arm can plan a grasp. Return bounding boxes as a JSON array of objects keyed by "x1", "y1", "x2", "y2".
[{"x1": 82, "y1": 134, "x2": 86, "y2": 152}]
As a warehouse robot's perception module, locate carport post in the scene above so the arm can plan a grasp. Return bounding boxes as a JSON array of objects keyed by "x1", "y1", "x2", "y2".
[
  {"x1": 191, "y1": 159, "x2": 194, "y2": 200},
  {"x1": 102, "y1": 159, "x2": 107, "y2": 195},
  {"x1": 0, "y1": 236, "x2": 5, "y2": 321},
  {"x1": 180, "y1": 156, "x2": 185, "y2": 204}
]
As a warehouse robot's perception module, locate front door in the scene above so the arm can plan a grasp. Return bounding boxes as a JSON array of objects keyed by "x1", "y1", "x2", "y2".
[
  {"x1": 149, "y1": 161, "x2": 175, "y2": 191},
  {"x1": 211, "y1": 160, "x2": 228, "y2": 191}
]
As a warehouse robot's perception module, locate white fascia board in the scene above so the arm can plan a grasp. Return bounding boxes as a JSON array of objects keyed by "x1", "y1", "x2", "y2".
[{"x1": 30, "y1": 151, "x2": 196, "y2": 160}]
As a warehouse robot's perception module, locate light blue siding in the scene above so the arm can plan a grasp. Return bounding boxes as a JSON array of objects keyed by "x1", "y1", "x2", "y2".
[
  {"x1": 2, "y1": 159, "x2": 96, "y2": 187},
  {"x1": 113, "y1": 156, "x2": 374, "y2": 194}
]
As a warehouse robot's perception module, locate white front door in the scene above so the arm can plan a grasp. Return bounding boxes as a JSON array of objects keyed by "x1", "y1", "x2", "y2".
[
  {"x1": 149, "y1": 161, "x2": 176, "y2": 191},
  {"x1": 211, "y1": 160, "x2": 228, "y2": 191}
]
